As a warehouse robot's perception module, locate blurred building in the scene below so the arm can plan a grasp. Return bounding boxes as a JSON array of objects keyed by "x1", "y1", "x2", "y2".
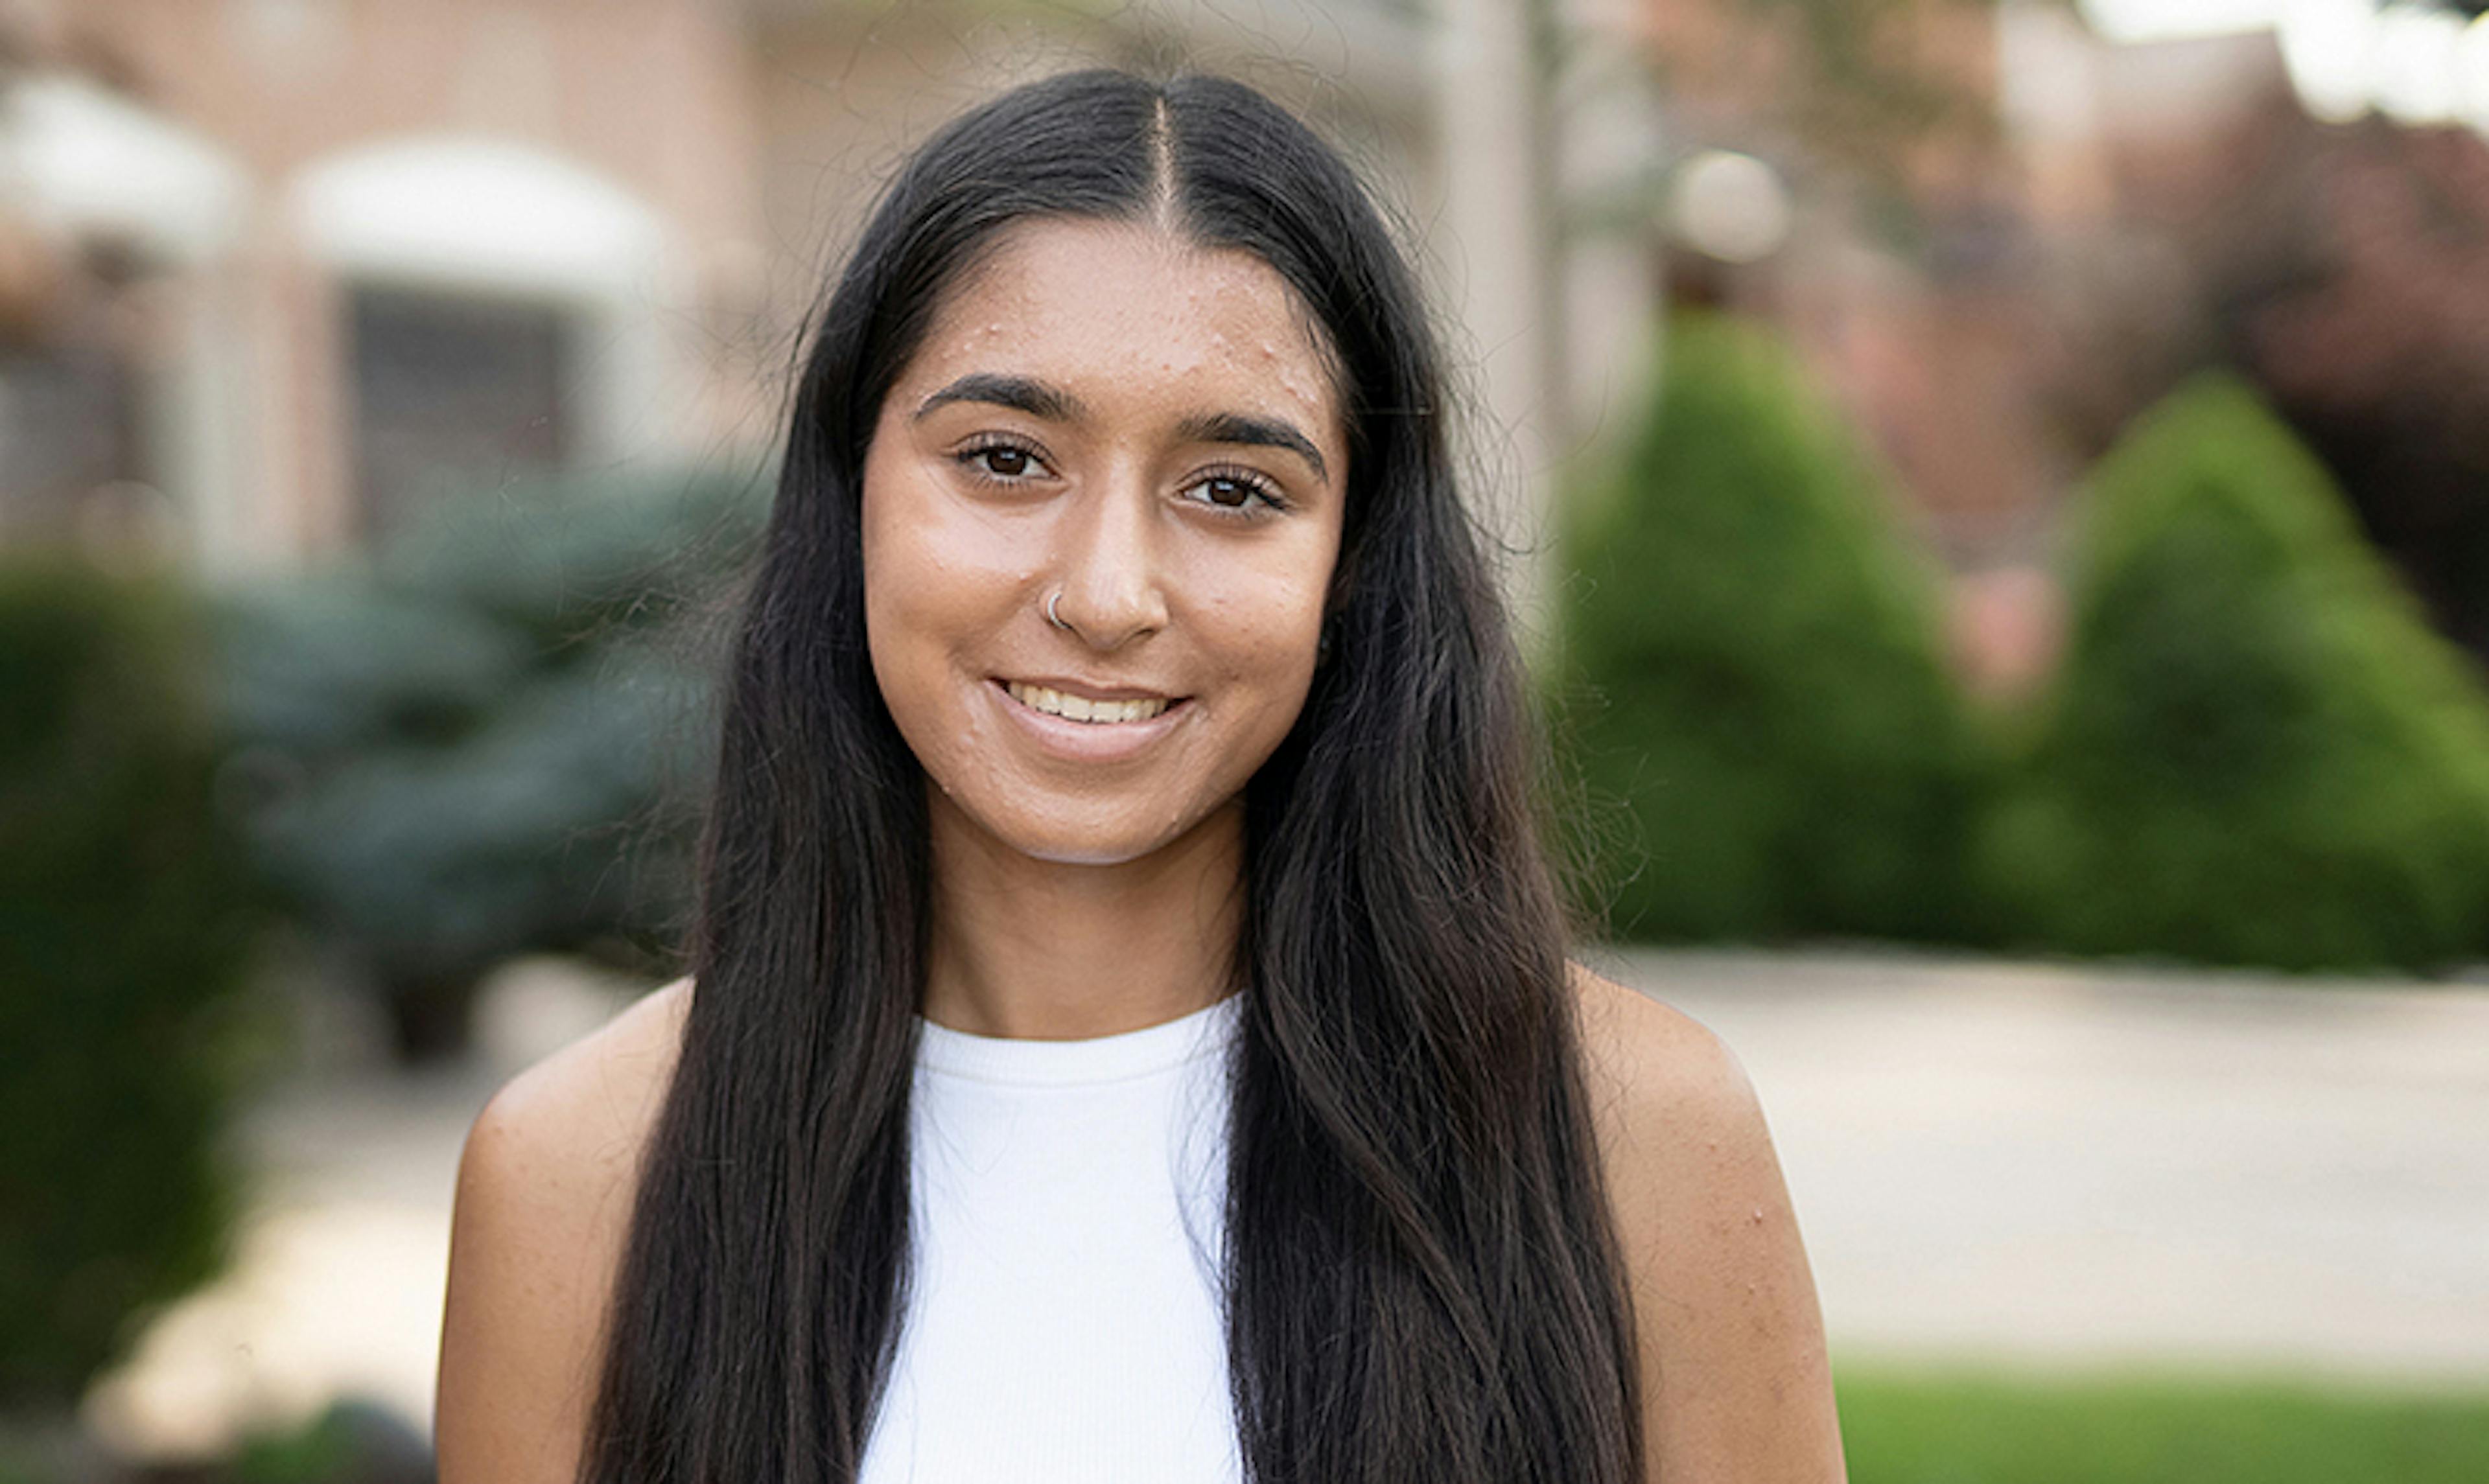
[
  {"x1": 0, "y1": 0, "x2": 1671, "y2": 610},
  {"x1": 0, "y1": 0, "x2": 767, "y2": 571},
  {"x1": 2004, "y1": 3, "x2": 2489, "y2": 669},
  {"x1": 18, "y1": 0, "x2": 2473, "y2": 694},
  {"x1": 1633, "y1": 0, "x2": 2489, "y2": 695}
]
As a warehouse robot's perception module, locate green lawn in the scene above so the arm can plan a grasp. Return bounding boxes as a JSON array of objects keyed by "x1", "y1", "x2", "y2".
[{"x1": 1837, "y1": 1362, "x2": 2489, "y2": 1484}]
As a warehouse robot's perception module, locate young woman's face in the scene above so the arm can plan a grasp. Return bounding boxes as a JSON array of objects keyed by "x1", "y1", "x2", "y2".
[{"x1": 860, "y1": 217, "x2": 1350, "y2": 868}]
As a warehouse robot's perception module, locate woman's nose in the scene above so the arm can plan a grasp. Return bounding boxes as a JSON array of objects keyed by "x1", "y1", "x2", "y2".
[{"x1": 1047, "y1": 478, "x2": 1168, "y2": 651}]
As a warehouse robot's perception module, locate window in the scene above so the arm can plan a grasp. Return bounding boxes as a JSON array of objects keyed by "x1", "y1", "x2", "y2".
[
  {"x1": 346, "y1": 284, "x2": 572, "y2": 542},
  {"x1": 0, "y1": 240, "x2": 154, "y2": 545}
]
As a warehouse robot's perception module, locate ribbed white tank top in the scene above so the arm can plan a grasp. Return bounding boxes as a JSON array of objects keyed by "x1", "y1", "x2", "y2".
[{"x1": 858, "y1": 993, "x2": 1246, "y2": 1484}]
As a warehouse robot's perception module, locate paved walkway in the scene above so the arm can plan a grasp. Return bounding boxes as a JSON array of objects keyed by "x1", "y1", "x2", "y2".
[
  {"x1": 82, "y1": 948, "x2": 2489, "y2": 1460},
  {"x1": 1595, "y1": 945, "x2": 2489, "y2": 1386}
]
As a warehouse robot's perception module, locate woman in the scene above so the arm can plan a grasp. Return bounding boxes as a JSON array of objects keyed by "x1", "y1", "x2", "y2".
[{"x1": 436, "y1": 67, "x2": 1843, "y2": 1484}]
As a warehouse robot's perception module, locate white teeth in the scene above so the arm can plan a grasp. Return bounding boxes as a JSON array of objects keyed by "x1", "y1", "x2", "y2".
[{"x1": 1007, "y1": 682, "x2": 1171, "y2": 724}]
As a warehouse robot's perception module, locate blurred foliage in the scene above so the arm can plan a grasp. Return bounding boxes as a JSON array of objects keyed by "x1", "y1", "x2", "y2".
[
  {"x1": 2243, "y1": 123, "x2": 2489, "y2": 675},
  {"x1": 1837, "y1": 1363, "x2": 2489, "y2": 1484},
  {"x1": 213, "y1": 463, "x2": 769, "y2": 1059},
  {"x1": 1982, "y1": 375, "x2": 2489, "y2": 973},
  {"x1": 1726, "y1": 0, "x2": 1982, "y2": 146},
  {"x1": 1552, "y1": 311, "x2": 1998, "y2": 947},
  {"x1": 0, "y1": 561, "x2": 261, "y2": 1406},
  {"x1": 2039, "y1": 109, "x2": 2489, "y2": 677},
  {"x1": 0, "y1": 1397, "x2": 432, "y2": 1484},
  {"x1": 229, "y1": 1412, "x2": 360, "y2": 1484},
  {"x1": 226, "y1": 1397, "x2": 432, "y2": 1484}
]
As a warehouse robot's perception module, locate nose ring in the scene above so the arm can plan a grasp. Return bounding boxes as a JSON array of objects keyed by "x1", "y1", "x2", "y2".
[{"x1": 1046, "y1": 590, "x2": 1070, "y2": 631}]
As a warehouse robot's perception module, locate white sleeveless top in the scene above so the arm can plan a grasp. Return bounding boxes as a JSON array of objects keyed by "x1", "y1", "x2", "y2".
[{"x1": 858, "y1": 994, "x2": 1247, "y2": 1484}]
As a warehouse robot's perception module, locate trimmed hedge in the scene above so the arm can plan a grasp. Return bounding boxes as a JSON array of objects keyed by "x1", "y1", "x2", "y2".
[
  {"x1": 0, "y1": 561, "x2": 260, "y2": 1405},
  {"x1": 1983, "y1": 375, "x2": 2489, "y2": 973},
  {"x1": 1552, "y1": 312, "x2": 1996, "y2": 946}
]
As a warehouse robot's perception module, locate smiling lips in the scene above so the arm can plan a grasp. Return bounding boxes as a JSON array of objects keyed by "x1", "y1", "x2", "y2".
[{"x1": 1004, "y1": 680, "x2": 1178, "y2": 725}]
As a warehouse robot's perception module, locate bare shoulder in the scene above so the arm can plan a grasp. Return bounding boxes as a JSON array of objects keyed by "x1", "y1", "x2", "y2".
[
  {"x1": 435, "y1": 976, "x2": 694, "y2": 1484},
  {"x1": 1568, "y1": 963, "x2": 1777, "y2": 1273},
  {"x1": 1570, "y1": 962, "x2": 1748, "y2": 1131},
  {"x1": 463, "y1": 974, "x2": 692, "y2": 1187},
  {"x1": 1567, "y1": 962, "x2": 1847, "y2": 1484}
]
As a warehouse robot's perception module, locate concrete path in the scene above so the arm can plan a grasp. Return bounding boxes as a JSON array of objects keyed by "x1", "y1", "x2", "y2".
[
  {"x1": 82, "y1": 947, "x2": 2489, "y2": 1461},
  {"x1": 1593, "y1": 945, "x2": 2489, "y2": 1387}
]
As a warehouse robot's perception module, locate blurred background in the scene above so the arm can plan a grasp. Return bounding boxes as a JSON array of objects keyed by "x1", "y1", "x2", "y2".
[{"x1": 4, "y1": 0, "x2": 2487, "y2": 1480}]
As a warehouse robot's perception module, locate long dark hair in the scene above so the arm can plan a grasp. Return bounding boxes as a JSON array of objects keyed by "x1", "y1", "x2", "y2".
[{"x1": 581, "y1": 67, "x2": 1644, "y2": 1484}]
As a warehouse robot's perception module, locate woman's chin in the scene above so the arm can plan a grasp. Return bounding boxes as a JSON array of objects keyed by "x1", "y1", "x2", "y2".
[
  {"x1": 930, "y1": 789, "x2": 1243, "y2": 874},
  {"x1": 996, "y1": 814, "x2": 1206, "y2": 870}
]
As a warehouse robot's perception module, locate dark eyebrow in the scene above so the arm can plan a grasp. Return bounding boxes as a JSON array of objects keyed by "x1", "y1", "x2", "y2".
[
  {"x1": 913, "y1": 372, "x2": 1088, "y2": 424},
  {"x1": 1174, "y1": 410, "x2": 1328, "y2": 483},
  {"x1": 913, "y1": 371, "x2": 1329, "y2": 484}
]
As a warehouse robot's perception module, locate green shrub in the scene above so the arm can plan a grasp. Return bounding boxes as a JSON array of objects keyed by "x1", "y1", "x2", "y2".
[
  {"x1": 1984, "y1": 375, "x2": 2489, "y2": 973},
  {"x1": 213, "y1": 463, "x2": 767, "y2": 1058},
  {"x1": 1551, "y1": 312, "x2": 1995, "y2": 945},
  {"x1": 225, "y1": 1397, "x2": 430, "y2": 1484},
  {"x1": 0, "y1": 559, "x2": 261, "y2": 1406}
]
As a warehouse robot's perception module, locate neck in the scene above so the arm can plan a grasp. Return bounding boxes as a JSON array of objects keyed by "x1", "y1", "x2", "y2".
[{"x1": 920, "y1": 794, "x2": 1245, "y2": 1039}]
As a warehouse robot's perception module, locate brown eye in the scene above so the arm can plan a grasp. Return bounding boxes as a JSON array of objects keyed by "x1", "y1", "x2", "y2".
[
  {"x1": 1182, "y1": 468, "x2": 1284, "y2": 516},
  {"x1": 957, "y1": 440, "x2": 1046, "y2": 483}
]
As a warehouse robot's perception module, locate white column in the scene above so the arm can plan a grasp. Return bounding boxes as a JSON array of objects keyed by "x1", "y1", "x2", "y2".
[
  {"x1": 1550, "y1": 0, "x2": 1665, "y2": 484},
  {"x1": 1434, "y1": 0, "x2": 1560, "y2": 649}
]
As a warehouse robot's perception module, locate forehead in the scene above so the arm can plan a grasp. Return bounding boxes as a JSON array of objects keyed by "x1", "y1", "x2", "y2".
[{"x1": 898, "y1": 218, "x2": 1347, "y2": 446}]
